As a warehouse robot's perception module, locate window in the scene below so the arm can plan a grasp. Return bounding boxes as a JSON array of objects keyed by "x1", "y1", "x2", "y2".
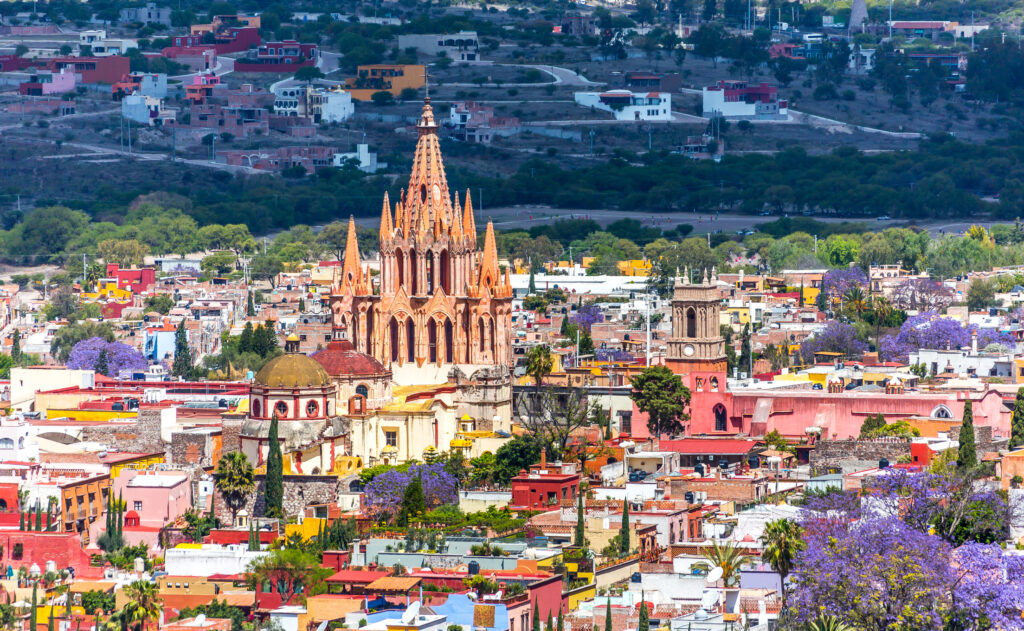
[
  {"x1": 275, "y1": 401, "x2": 288, "y2": 416},
  {"x1": 356, "y1": 385, "x2": 369, "y2": 398},
  {"x1": 252, "y1": 399, "x2": 262, "y2": 418},
  {"x1": 306, "y1": 400, "x2": 319, "y2": 417},
  {"x1": 385, "y1": 431, "x2": 397, "y2": 447},
  {"x1": 12, "y1": 544, "x2": 22, "y2": 560},
  {"x1": 0, "y1": 439, "x2": 13, "y2": 449},
  {"x1": 134, "y1": 501, "x2": 143, "y2": 511}
]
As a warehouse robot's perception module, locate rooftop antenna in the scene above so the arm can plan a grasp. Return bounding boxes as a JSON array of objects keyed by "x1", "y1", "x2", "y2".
[{"x1": 424, "y1": 68, "x2": 430, "y2": 101}]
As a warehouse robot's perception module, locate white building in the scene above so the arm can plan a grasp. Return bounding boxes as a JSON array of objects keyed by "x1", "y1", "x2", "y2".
[
  {"x1": 332, "y1": 144, "x2": 386, "y2": 172},
  {"x1": 574, "y1": 89, "x2": 672, "y2": 121},
  {"x1": 397, "y1": 31, "x2": 480, "y2": 61},
  {"x1": 164, "y1": 544, "x2": 267, "y2": 577},
  {"x1": 272, "y1": 83, "x2": 353, "y2": 123},
  {"x1": 702, "y1": 80, "x2": 788, "y2": 120}
]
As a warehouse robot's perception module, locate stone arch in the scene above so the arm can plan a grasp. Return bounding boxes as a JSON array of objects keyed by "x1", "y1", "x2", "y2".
[
  {"x1": 686, "y1": 307, "x2": 696, "y2": 338},
  {"x1": 932, "y1": 405, "x2": 953, "y2": 419}
]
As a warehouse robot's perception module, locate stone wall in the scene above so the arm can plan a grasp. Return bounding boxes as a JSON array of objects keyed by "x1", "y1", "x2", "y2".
[
  {"x1": 213, "y1": 474, "x2": 344, "y2": 522},
  {"x1": 809, "y1": 438, "x2": 911, "y2": 475},
  {"x1": 80, "y1": 409, "x2": 164, "y2": 453},
  {"x1": 170, "y1": 430, "x2": 217, "y2": 468}
]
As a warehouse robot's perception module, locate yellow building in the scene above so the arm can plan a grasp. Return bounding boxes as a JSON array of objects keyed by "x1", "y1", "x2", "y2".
[
  {"x1": 615, "y1": 259, "x2": 652, "y2": 277},
  {"x1": 82, "y1": 281, "x2": 132, "y2": 302},
  {"x1": 343, "y1": 64, "x2": 425, "y2": 101},
  {"x1": 106, "y1": 452, "x2": 166, "y2": 478}
]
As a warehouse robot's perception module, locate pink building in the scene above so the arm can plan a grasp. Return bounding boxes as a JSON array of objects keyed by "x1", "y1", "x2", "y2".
[
  {"x1": 234, "y1": 40, "x2": 318, "y2": 72},
  {"x1": 18, "y1": 67, "x2": 76, "y2": 96},
  {"x1": 114, "y1": 469, "x2": 192, "y2": 541}
]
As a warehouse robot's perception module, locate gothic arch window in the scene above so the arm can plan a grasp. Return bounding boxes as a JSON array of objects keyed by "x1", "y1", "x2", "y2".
[
  {"x1": 426, "y1": 253, "x2": 435, "y2": 294},
  {"x1": 420, "y1": 183, "x2": 427, "y2": 204},
  {"x1": 932, "y1": 405, "x2": 953, "y2": 419},
  {"x1": 406, "y1": 318, "x2": 416, "y2": 362},
  {"x1": 440, "y1": 250, "x2": 450, "y2": 293},
  {"x1": 695, "y1": 377, "x2": 704, "y2": 392},
  {"x1": 444, "y1": 319, "x2": 454, "y2": 363},
  {"x1": 710, "y1": 377, "x2": 719, "y2": 392},
  {"x1": 252, "y1": 398, "x2": 262, "y2": 418},
  {"x1": 714, "y1": 404, "x2": 727, "y2": 432},
  {"x1": 478, "y1": 317, "x2": 486, "y2": 352},
  {"x1": 428, "y1": 319, "x2": 438, "y2": 363},
  {"x1": 356, "y1": 384, "x2": 369, "y2": 398},
  {"x1": 410, "y1": 249, "x2": 419, "y2": 294},
  {"x1": 365, "y1": 308, "x2": 374, "y2": 356},
  {"x1": 686, "y1": 308, "x2": 696, "y2": 337},
  {"x1": 396, "y1": 250, "x2": 405, "y2": 289},
  {"x1": 390, "y1": 318, "x2": 400, "y2": 362},
  {"x1": 488, "y1": 318, "x2": 495, "y2": 355}
]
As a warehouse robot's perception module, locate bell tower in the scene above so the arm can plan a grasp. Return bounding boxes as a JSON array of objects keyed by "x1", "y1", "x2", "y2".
[{"x1": 666, "y1": 267, "x2": 727, "y2": 390}]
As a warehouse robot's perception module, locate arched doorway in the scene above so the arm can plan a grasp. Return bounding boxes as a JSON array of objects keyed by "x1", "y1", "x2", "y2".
[{"x1": 714, "y1": 404, "x2": 727, "y2": 432}]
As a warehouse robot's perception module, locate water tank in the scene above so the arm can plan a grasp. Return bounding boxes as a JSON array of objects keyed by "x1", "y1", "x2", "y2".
[
  {"x1": 684, "y1": 491, "x2": 695, "y2": 503},
  {"x1": 630, "y1": 572, "x2": 642, "y2": 583},
  {"x1": 717, "y1": 459, "x2": 729, "y2": 470},
  {"x1": 879, "y1": 458, "x2": 890, "y2": 469},
  {"x1": 694, "y1": 463, "x2": 705, "y2": 476},
  {"x1": 468, "y1": 561, "x2": 480, "y2": 576},
  {"x1": 111, "y1": 402, "x2": 124, "y2": 411}
]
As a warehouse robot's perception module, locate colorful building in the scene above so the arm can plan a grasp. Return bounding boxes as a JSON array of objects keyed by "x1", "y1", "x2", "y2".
[
  {"x1": 510, "y1": 458, "x2": 580, "y2": 510},
  {"x1": 342, "y1": 64, "x2": 425, "y2": 101}
]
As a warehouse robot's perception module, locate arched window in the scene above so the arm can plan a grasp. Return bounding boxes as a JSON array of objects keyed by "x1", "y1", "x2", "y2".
[
  {"x1": 390, "y1": 318, "x2": 400, "y2": 362},
  {"x1": 686, "y1": 308, "x2": 696, "y2": 337},
  {"x1": 710, "y1": 377, "x2": 719, "y2": 392},
  {"x1": 488, "y1": 318, "x2": 495, "y2": 355},
  {"x1": 17, "y1": 437, "x2": 24, "y2": 449},
  {"x1": 0, "y1": 439, "x2": 13, "y2": 449},
  {"x1": 365, "y1": 308, "x2": 374, "y2": 356},
  {"x1": 426, "y1": 253, "x2": 434, "y2": 294},
  {"x1": 932, "y1": 405, "x2": 953, "y2": 419},
  {"x1": 306, "y1": 400, "x2": 319, "y2": 417},
  {"x1": 444, "y1": 319, "x2": 454, "y2": 363},
  {"x1": 695, "y1": 378, "x2": 704, "y2": 392},
  {"x1": 406, "y1": 318, "x2": 415, "y2": 363},
  {"x1": 275, "y1": 401, "x2": 288, "y2": 417},
  {"x1": 440, "y1": 250, "x2": 450, "y2": 293},
  {"x1": 252, "y1": 399, "x2": 262, "y2": 418},
  {"x1": 410, "y1": 249, "x2": 419, "y2": 295},
  {"x1": 714, "y1": 404, "x2": 727, "y2": 432},
  {"x1": 396, "y1": 250, "x2": 405, "y2": 289},
  {"x1": 428, "y1": 319, "x2": 438, "y2": 363},
  {"x1": 356, "y1": 384, "x2": 369, "y2": 398},
  {"x1": 478, "y1": 318, "x2": 485, "y2": 351}
]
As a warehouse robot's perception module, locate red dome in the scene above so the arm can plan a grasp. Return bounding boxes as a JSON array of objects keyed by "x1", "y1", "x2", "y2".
[{"x1": 313, "y1": 340, "x2": 388, "y2": 377}]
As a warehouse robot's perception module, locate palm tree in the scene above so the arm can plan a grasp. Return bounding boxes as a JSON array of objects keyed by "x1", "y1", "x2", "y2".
[
  {"x1": 700, "y1": 541, "x2": 750, "y2": 587},
  {"x1": 870, "y1": 297, "x2": 895, "y2": 352},
  {"x1": 213, "y1": 452, "x2": 255, "y2": 526},
  {"x1": 760, "y1": 518, "x2": 805, "y2": 611},
  {"x1": 526, "y1": 345, "x2": 554, "y2": 387},
  {"x1": 843, "y1": 286, "x2": 868, "y2": 319},
  {"x1": 122, "y1": 581, "x2": 161, "y2": 631},
  {"x1": 804, "y1": 615, "x2": 857, "y2": 631}
]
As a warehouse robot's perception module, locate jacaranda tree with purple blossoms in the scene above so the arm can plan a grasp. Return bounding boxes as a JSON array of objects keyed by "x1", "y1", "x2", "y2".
[
  {"x1": 879, "y1": 311, "x2": 1017, "y2": 362},
  {"x1": 799, "y1": 321, "x2": 867, "y2": 364},
  {"x1": 67, "y1": 337, "x2": 148, "y2": 377},
  {"x1": 819, "y1": 267, "x2": 868, "y2": 307},
  {"x1": 571, "y1": 303, "x2": 603, "y2": 333},
  {"x1": 791, "y1": 467, "x2": 1024, "y2": 630},
  {"x1": 364, "y1": 463, "x2": 458, "y2": 521}
]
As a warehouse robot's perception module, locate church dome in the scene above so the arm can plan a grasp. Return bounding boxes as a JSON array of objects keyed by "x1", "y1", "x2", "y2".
[
  {"x1": 313, "y1": 340, "x2": 389, "y2": 377},
  {"x1": 254, "y1": 353, "x2": 332, "y2": 388}
]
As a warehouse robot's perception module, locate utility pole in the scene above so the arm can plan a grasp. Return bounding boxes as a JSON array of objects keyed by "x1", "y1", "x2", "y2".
[
  {"x1": 645, "y1": 293, "x2": 651, "y2": 367},
  {"x1": 81, "y1": 253, "x2": 86, "y2": 287},
  {"x1": 888, "y1": 0, "x2": 893, "y2": 39},
  {"x1": 171, "y1": 126, "x2": 176, "y2": 161},
  {"x1": 211, "y1": 134, "x2": 216, "y2": 162}
]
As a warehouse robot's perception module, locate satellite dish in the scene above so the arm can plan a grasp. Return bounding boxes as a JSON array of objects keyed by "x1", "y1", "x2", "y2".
[
  {"x1": 316, "y1": 622, "x2": 329, "y2": 631},
  {"x1": 700, "y1": 590, "x2": 718, "y2": 610},
  {"x1": 706, "y1": 566, "x2": 724, "y2": 583},
  {"x1": 402, "y1": 601, "x2": 421, "y2": 624},
  {"x1": 195, "y1": 615, "x2": 207, "y2": 626}
]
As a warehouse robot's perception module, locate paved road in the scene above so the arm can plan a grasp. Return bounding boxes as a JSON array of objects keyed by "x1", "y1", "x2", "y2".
[{"x1": 444, "y1": 63, "x2": 600, "y2": 87}]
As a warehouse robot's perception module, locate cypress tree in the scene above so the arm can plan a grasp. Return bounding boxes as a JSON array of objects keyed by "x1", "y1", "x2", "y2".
[
  {"x1": 239, "y1": 322, "x2": 255, "y2": 354},
  {"x1": 638, "y1": 593, "x2": 649, "y2": 631},
  {"x1": 298, "y1": 298, "x2": 306, "y2": 312},
  {"x1": 958, "y1": 399, "x2": 977, "y2": 470},
  {"x1": 94, "y1": 348, "x2": 109, "y2": 378},
  {"x1": 34, "y1": 502, "x2": 41, "y2": 531},
  {"x1": 31, "y1": 582, "x2": 37, "y2": 631},
  {"x1": 545, "y1": 613, "x2": 552, "y2": 631},
  {"x1": 172, "y1": 319, "x2": 193, "y2": 378},
  {"x1": 528, "y1": 265, "x2": 536, "y2": 295},
  {"x1": 532, "y1": 603, "x2": 540, "y2": 631},
  {"x1": 11, "y1": 329, "x2": 21, "y2": 364},
  {"x1": 115, "y1": 492, "x2": 124, "y2": 546},
  {"x1": 397, "y1": 475, "x2": 426, "y2": 527},
  {"x1": 65, "y1": 582, "x2": 71, "y2": 619},
  {"x1": 557, "y1": 612, "x2": 563, "y2": 631},
  {"x1": 19, "y1": 511, "x2": 24, "y2": 531},
  {"x1": 1012, "y1": 387, "x2": 1024, "y2": 449},
  {"x1": 574, "y1": 492, "x2": 584, "y2": 547},
  {"x1": 246, "y1": 292, "x2": 255, "y2": 317},
  {"x1": 619, "y1": 499, "x2": 630, "y2": 555},
  {"x1": 798, "y1": 281, "x2": 804, "y2": 307},
  {"x1": 48, "y1": 605, "x2": 54, "y2": 631},
  {"x1": 265, "y1": 414, "x2": 284, "y2": 518},
  {"x1": 604, "y1": 598, "x2": 611, "y2": 631},
  {"x1": 248, "y1": 522, "x2": 259, "y2": 551}
]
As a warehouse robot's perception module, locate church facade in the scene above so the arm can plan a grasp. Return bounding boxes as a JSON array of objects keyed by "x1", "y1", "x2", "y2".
[{"x1": 329, "y1": 98, "x2": 514, "y2": 384}]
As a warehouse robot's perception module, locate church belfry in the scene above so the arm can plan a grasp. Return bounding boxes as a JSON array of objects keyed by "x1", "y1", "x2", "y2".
[{"x1": 666, "y1": 267, "x2": 727, "y2": 387}]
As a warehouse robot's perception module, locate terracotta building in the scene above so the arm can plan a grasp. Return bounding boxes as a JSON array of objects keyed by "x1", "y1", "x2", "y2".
[{"x1": 330, "y1": 98, "x2": 514, "y2": 383}]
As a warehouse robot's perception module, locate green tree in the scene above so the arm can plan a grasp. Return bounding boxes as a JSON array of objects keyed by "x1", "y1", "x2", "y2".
[
  {"x1": 246, "y1": 292, "x2": 256, "y2": 317},
  {"x1": 966, "y1": 278, "x2": 996, "y2": 311},
  {"x1": 528, "y1": 266, "x2": 536, "y2": 295},
  {"x1": 397, "y1": 474, "x2": 427, "y2": 527},
  {"x1": 630, "y1": 366, "x2": 691, "y2": 437},
  {"x1": 34, "y1": 501, "x2": 42, "y2": 531},
  {"x1": 859, "y1": 413, "x2": 886, "y2": 437},
  {"x1": 123, "y1": 580, "x2": 162, "y2": 631},
  {"x1": 701, "y1": 541, "x2": 749, "y2": 587},
  {"x1": 50, "y1": 321, "x2": 115, "y2": 364},
  {"x1": 604, "y1": 598, "x2": 611, "y2": 631},
  {"x1": 214, "y1": 452, "x2": 255, "y2": 526},
  {"x1": 532, "y1": 603, "x2": 540, "y2": 631},
  {"x1": 264, "y1": 414, "x2": 284, "y2": 518},
  {"x1": 94, "y1": 348, "x2": 109, "y2": 377},
  {"x1": 294, "y1": 66, "x2": 325, "y2": 83},
  {"x1": 759, "y1": 518, "x2": 805, "y2": 609},
  {"x1": 248, "y1": 523, "x2": 260, "y2": 551},
  {"x1": 957, "y1": 400, "x2": 977, "y2": 470},
  {"x1": 80, "y1": 590, "x2": 115, "y2": 616},
  {"x1": 526, "y1": 345, "x2": 554, "y2": 387},
  {"x1": 637, "y1": 594, "x2": 649, "y2": 631},
  {"x1": 172, "y1": 319, "x2": 192, "y2": 378},
  {"x1": 1012, "y1": 387, "x2": 1024, "y2": 449},
  {"x1": 619, "y1": 499, "x2": 630, "y2": 554},
  {"x1": 11, "y1": 329, "x2": 21, "y2": 364}
]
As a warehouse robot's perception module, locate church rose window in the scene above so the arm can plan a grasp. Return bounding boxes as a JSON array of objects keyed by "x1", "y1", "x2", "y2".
[
  {"x1": 275, "y1": 401, "x2": 288, "y2": 416},
  {"x1": 306, "y1": 400, "x2": 319, "y2": 417}
]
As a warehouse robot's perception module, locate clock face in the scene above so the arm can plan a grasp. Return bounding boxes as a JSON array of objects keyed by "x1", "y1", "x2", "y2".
[
  {"x1": 684, "y1": 345, "x2": 695, "y2": 356},
  {"x1": 432, "y1": 183, "x2": 442, "y2": 204}
]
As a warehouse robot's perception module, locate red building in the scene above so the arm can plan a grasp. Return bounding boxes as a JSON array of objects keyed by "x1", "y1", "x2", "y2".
[
  {"x1": 0, "y1": 55, "x2": 34, "y2": 72},
  {"x1": 509, "y1": 457, "x2": 580, "y2": 511},
  {"x1": 0, "y1": 532, "x2": 95, "y2": 575},
  {"x1": 105, "y1": 264, "x2": 156, "y2": 292},
  {"x1": 41, "y1": 56, "x2": 130, "y2": 84},
  {"x1": 210, "y1": 27, "x2": 261, "y2": 54},
  {"x1": 234, "y1": 41, "x2": 318, "y2": 72}
]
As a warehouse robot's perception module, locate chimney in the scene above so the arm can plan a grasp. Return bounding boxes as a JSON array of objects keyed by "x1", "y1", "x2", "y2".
[
  {"x1": 971, "y1": 331, "x2": 978, "y2": 354},
  {"x1": 540, "y1": 450, "x2": 547, "y2": 468}
]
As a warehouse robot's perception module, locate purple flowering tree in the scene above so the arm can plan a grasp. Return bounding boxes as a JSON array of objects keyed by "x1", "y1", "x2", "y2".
[
  {"x1": 363, "y1": 463, "x2": 458, "y2": 520},
  {"x1": 571, "y1": 303, "x2": 603, "y2": 332},
  {"x1": 879, "y1": 311, "x2": 1017, "y2": 362},
  {"x1": 890, "y1": 277, "x2": 956, "y2": 311},
  {"x1": 799, "y1": 321, "x2": 867, "y2": 363},
  {"x1": 66, "y1": 337, "x2": 148, "y2": 377},
  {"x1": 820, "y1": 267, "x2": 868, "y2": 304}
]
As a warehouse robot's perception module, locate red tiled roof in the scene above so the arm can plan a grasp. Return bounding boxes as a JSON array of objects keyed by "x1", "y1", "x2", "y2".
[
  {"x1": 312, "y1": 340, "x2": 388, "y2": 377},
  {"x1": 659, "y1": 438, "x2": 759, "y2": 455},
  {"x1": 326, "y1": 569, "x2": 389, "y2": 584}
]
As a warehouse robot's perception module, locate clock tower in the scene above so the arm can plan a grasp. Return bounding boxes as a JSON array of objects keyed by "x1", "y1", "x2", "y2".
[{"x1": 665, "y1": 267, "x2": 728, "y2": 390}]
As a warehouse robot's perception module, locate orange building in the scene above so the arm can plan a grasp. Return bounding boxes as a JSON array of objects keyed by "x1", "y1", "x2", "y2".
[
  {"x1": 60, "y1": 474, "x2": 110, "y2": 539},
  {"x1": 329, "y1": 98, "x2": 513, "y2": 370},
  {"x1": 342, "y1": 64, "x2": 425, "y2": 101}
]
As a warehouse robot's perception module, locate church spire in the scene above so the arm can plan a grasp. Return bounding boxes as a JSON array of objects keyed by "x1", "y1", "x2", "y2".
[
  {"x1": 341, "y1": 215, "x2": 361, "y2": 289},
  {"x1": 463, "y1": 189, "x2": 477, "y2": 245},
  {"x1": 380, "y1": 192, "x2": 393, "y2": 241},
  {"x1": 452, "y1": 191, "x2": 464, "y2": 240},
  {"x1": 477, "y1": 220, "x2": 499, "y2": 290}
]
